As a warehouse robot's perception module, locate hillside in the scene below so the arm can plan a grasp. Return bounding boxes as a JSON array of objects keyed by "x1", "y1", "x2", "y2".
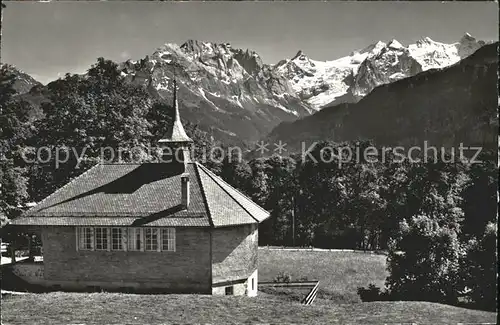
[{"x1": 266, "y1": 42, "x2": 499, "y2": 152}]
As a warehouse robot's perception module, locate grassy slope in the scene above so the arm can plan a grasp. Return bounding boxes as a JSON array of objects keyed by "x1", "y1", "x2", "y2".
[
  {"x1": 259, "y1": 249, "x2": 388, "y2": 303},
  {"x1": 1, "y1": 250, "x2": 496, "y2": 324},
  {"x1": 1, "y1": 292, "x2": 496, "y2": 324}
]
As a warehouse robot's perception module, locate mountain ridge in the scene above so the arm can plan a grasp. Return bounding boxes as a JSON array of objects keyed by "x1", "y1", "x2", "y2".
[
  {"x1": 275, "y1": 33, "x2": 487, "y2": 109},
  {"x1": 264, "y1": 42, "x2": 498, "y2": 154},
  {"x1": 3, "y1": 34, "x2": 490, "y2": 145}
]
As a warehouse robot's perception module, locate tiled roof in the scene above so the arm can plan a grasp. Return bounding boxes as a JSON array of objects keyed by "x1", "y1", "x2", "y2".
[
  {"x1": 10, "y1": 162, "x2": 269, "y2": 228},
  {"x1": 10, "y1": 217, "x2": 210, "y2": 227},
  {"x1": 197, "y1": 164, "x2": 270, "y2": 224}
]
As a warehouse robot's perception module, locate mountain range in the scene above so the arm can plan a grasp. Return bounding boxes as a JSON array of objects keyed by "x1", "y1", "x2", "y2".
[
  {"x1": 266, "y1": 42, "x2": 498, "y2": 154},
  {"x1": 4, "y1": 34, "x2": 494, "y2": 147},
  {"x1": 270, "y1": 33, "x2": 485, "y2": 109}
]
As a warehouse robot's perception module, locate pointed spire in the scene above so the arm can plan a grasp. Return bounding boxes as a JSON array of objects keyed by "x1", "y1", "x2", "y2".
[
  {"x1": 158, "y1": 78, "x2": 193, "y2": 144},
  {"x1": 172, "y1": 78, "x2": 179, "y2": 122}
]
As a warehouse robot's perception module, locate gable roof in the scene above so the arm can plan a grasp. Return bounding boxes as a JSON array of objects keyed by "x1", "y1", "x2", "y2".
[{"x1": 10, "y1": 162, "x2": 269, "y2": 228}]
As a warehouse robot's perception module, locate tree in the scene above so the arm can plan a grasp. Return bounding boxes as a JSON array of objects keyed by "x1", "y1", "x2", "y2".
[
  {"x1": 38, "y1": 58, "x2": 152, "y2": 154},
  {"x1": 262, "y1": 155, "x2": 297, "y2": 245},
  {"x1": 30, "y1": 58, "x2": 154, "y2": 198},
  {"x1": 248, "y1": 158, "x2": 271, "y2": 244},
  {"x1": 0, "y1": 66, "x2": 31, "y2": 223},
  {"x1": 380, "y1": 156, "x2": 469, "y2": 247},
  {"x1": 219, "y1": 153, "x2": 252, "y2": 192},
  {"x1": 385, "y1": 215, "x2": 464, "y2": 305},
  {"x1": 248, "y1": 158, "x2": 270, "y2": 208},
  {"x1": 460, "y1": 151, "x2": 497, "y2": 239},
  {"x1": 460, "y1": 222, "x2": 497, "y2": 311},
  {"x1": 334, "y1": 141, "x2": 386, "y2": 250}
]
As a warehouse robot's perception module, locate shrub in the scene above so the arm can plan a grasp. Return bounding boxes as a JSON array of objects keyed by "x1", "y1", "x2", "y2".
[
  {"x1": 273, "y1": 271, "x2": 292, "y2": 283},
  {"x1": 460, "y1": 222, "x2": 497, "y2": 311},
  {"x1": 357, "y1": 283, "x2": 388, "y2": 302},
  {"x1": 385, "y1": 216, "x2": 464, "y2": 305}
]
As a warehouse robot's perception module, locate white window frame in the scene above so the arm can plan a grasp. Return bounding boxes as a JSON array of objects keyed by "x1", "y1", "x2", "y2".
[
  {"x1": 161, "y1": 228, "x2": 176, "y2": 252},
  {"x1": 77, "y1": 227, "x2": 94, "y2": 251},
  {"x1": 127, "y1": 227, "x2": 144, "y2": 252},
  {"x1": 111, "y1": 228, "x2": 124, "y2": 251},
  {"x1": 94, "y1": 227, "x2": 110, "y2": 251},
  {"x1": 76, "y1": 227, "x2": 175, "y2": 253},
  {"x1": 144, "y1": 228, "x2": 160, "y2": 252}
]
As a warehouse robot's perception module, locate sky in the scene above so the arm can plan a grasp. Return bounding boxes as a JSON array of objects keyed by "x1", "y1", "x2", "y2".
[{"x1": 2, "y1": 1, "x2": 498, "y2": 85}]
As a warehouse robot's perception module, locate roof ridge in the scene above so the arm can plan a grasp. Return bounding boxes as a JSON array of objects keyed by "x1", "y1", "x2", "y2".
[
  {"x1": 22, "y1": 163, "x2": 103, "y2": 216},
  {"x1": 196, "y1": 163, "x2": 266, "y2": 223},
  {"x1": 193, "y1": 163, "x2": 214, "y2": 228},
  {"x1": 195, "y1": 164, "x2": 269, "y2": 218},
  {"x1": 196, "y1": 163, "x2": 269, "y2": 216}
]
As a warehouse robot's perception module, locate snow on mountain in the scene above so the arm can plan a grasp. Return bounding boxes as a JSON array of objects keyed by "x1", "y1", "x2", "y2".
[
  {"x1": 114, "y1": 35, "x2": 486, "y2": 142},
  {"x1": 266, "y1": 42, "x2": 498, "y2": 154},
  {"x1": 277, "y1": 33, "x2": 486, "y2": 110},
  {"x1": 118, "y1": 40, "x2": 312, "y2": 144},
  {"x1": 408, "y1": 34, "x2": 485, "y2": 70}
]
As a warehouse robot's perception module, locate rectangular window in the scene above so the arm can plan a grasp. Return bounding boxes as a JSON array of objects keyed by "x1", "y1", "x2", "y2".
[
  {"x1": 111, "y1": 228, "x2": 123, "y2": 251},
  {"x1": 78, "y1": 227, "x2": 93, "y2": 250},
  {"x1": 161, "y1": 228, "x2": 176, "y2": 252},
  {"x1": 145, "y1": 228, "x2": 158, "y2": 251},
  {"x1": 76, "y1": 227, "x2": 176, "y2": 253},
  {"x1": 95, "y1": 227, "x2": 109, "y2": 251},
  {"x1": 127, "y1": 228, "x2": 143, "y2": 251}
]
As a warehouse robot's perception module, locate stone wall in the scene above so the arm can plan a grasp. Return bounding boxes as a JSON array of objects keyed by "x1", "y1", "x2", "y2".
[{"x1": 41, "y1": 226, "x2": 211, "y2": 293}]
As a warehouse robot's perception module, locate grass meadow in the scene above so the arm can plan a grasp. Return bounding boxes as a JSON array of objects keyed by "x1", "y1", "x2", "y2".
[
  {"x1": 1, "y1": 249, "x2": 496, "y2": 324},
  {"x1": 259, "y1": 248, "x2": 388, "y2": 303}
]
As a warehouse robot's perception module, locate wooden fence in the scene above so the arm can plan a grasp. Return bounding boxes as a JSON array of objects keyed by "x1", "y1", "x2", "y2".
[
  {"x1": 259, "y1": 280, "x2": 320, "y2": 305},
  {"x1": 258, "y1": 246, "x2": 388, "y2": 255},
  {"x1": 301, "y1": 281, "x2": 320, "y2": 305}
]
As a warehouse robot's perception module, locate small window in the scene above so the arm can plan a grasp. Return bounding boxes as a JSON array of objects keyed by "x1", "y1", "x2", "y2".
[
  {"x1": 145, "y1": 228, "x2": 158, "y2": 251},
  {"x1": 128, "y1": 228, "x2": 143, "y2": 251},
  {"x1": 95, "y1": 227, "x2": 109, "y2": 251},
  {"x1": 225, "y1": 286, "x2": 233, "y2": 295},
  {"x1": 78, "y1": 227, "x2": 93, "y2": 250},
  {"x1": 161, "y1": 228, "x2": 176, "y2": 252},
  {"x1": 252, "y1": 278, "x2": 255, "y2": 291},
  {"x1": 111, "y1": 228, "x2": 123, "y2": 250}
]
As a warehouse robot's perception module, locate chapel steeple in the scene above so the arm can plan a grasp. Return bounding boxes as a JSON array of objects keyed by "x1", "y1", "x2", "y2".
[{"x1": 157, "y1": 79, "x2": 193, "y2": 164}]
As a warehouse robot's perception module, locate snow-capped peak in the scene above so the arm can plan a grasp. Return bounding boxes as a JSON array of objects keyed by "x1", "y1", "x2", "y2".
[
  {"x1": 291, "y1": 50, "x2": 309, "y2": 61},
  {"x1": 387, "y1": 39, "x2": 404, "y2": 49},
  {"x1": 121, "y1": 35, "x2": 487, "y2": 117},
  {"x1": 461, "y1": 32, "x2": 474, "y2": 41},
  {"x1": 282, "y1": 34, "x2": 486, "y2": 110},
  {"x1": 415, "y1": 36, "x2": 438, "y2": 46},
  {"x1": 358, "y1": 41, "x2": 387, "y2": 56}
]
